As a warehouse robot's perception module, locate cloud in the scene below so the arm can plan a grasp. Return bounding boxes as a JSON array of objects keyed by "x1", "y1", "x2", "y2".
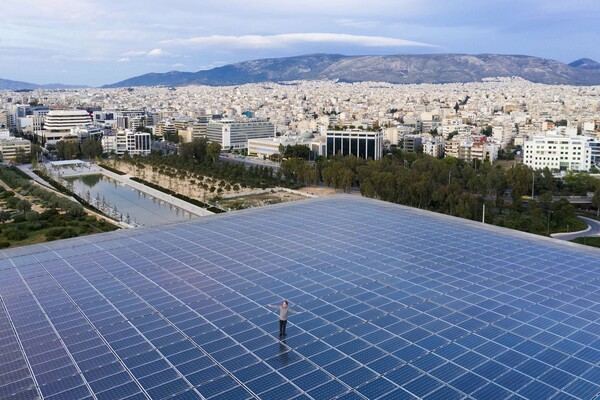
[
  {"x1": 117, "y1": 57, "x2": 130, "y2": 63},
  {"x1": 147, "y1": 48, "x2": 168, "y2": 57},
  {"x1": 160, "y1": 33, "x2": 437, "y2": 49},
  {"x1": 122, "y1": 48, "x2": 171, "y2": 58},
  {"x1": 123, "y1": 50, "x2": 148, "y2": 57},
  {"x1": 172, "y1": 63, "x2": 186, "y2": 68}
]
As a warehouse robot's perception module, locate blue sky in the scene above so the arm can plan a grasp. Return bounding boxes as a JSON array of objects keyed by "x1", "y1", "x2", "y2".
[{"x1": 1, "y1": 0, "x2": 598, "y2": 86}]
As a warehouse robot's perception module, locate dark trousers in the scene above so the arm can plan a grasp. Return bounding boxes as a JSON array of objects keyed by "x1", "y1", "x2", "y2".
[{"x1": 279, "y1": 319, "x2": 287, "y2": 335}]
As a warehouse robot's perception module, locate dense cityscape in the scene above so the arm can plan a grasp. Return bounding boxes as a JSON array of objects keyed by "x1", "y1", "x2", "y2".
[{"x1": 2, "y1": 78, "x2": 600, "y2": 167}]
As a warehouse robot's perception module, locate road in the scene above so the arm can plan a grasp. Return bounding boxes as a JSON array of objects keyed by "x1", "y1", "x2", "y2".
[{"x1": 552, "y1": 216, "x2": 600, "y2": 241}]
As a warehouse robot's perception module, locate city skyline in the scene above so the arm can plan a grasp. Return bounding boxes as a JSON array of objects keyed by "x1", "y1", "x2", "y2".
[{"x1": 1, "y1": 0, "x2": 599, "y2": 86}]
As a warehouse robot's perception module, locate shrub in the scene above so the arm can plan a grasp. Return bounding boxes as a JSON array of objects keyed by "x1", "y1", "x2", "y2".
[
  {"x1": 0, "y1": 241, "x2": 10, "y2": 249},
  {"x1": 4, "y1": 229, "x2": 28, "y2": 241},
  {"x1": 59, "y1": 228, "x2": 77, "y2": 239},
  {"x1": 46, "y1": 227, "x2": 66, "y2": 238},
  {"x1": 11, "y1": 214, "x2": 27, "y2": 223}
]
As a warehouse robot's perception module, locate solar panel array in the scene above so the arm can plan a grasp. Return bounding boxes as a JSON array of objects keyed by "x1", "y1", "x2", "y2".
[{"x1": 0, "y1": 195, "x2": 599, "y2": 400}]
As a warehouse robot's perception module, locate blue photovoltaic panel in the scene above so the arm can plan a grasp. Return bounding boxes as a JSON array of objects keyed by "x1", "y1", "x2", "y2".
[{"x1": 0, "y1": 195, "x2": 599, "y2": 399}]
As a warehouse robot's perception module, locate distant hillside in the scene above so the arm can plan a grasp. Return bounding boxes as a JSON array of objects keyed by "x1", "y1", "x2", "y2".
[
  {"x1": 569, "y1": 58, "x2": 600, "y2": 70},
  {"x1": 104, "y1": 53, "x2": 600, "y2": 87},
  {"x1": 0, "y1": 78, "x2": 88, "y2": 90}
]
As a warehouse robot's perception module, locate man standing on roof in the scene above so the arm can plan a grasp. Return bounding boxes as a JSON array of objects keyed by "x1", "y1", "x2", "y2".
[{"x1": 268, "y1": 300, "x2": 301, "y2": 337}]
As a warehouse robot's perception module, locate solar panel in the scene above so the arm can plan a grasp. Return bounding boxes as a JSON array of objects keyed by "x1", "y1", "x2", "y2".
[{"x1": 0, "y1": 195, "x2": 599, "y2": 399}]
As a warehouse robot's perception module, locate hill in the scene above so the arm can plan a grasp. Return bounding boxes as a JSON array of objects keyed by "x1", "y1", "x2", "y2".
[
  {"x1": 104, "y1": 53, "x2": 600, "y2": 87},
  {"x1": 0, "y1": 78, "x2": 88, "y2": 91}
]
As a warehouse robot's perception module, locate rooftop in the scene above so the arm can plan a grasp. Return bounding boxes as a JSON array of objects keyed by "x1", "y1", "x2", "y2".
[{"x1": 0, "y1": 196, "x2": 599, "y2": 399}]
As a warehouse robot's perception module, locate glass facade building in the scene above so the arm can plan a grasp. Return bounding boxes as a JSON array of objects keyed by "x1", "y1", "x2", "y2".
[{"x1": 326, "y1": 130, "x2": 383, "y2": 160}]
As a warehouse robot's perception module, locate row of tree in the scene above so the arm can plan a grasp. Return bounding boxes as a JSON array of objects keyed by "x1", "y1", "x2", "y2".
[
  {"x1": 0, "y1": 166, "x2": 86, "y2": 217},
  {"x1": 280, "y1": 151, "x2": 597, "y2": 235},
  {"x1": 122, "y1": 138, "x2": 282, "y2": 190},
  {"x1": 50, "y1": 138, "x2": 104, "y2": 160}
]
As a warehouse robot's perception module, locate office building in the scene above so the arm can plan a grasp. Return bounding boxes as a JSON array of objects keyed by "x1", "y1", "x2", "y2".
[
  {"x1": 40, "y1": 110, "x2": 93, "y2": 143},
  {"x1": 206, "y1": 119, "x2": 275, "y2": 150},
  {"x1": 326, "y1": 130, "x2": 383, "y2": 160},
  {"x1": 523, "y1": 135, "x2": 592, "y2": 171},
  {"x1": 247, "y1": 133, "x2": 326, "y2": 159},
  {"x1": 102, "y1": 129, "x2": 150, "y2": 156},
  {"x1": 0, "y1": 137, "x2": 31, "y2": 162}
]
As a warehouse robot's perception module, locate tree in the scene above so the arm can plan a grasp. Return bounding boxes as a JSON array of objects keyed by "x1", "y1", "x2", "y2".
[
  {"x1": 283, "y1": 144, "x2": 310, "y2": 160},
  {"x1": 593, "y1": 188, "x2": 600, "y2": 217},
  {"x1": 15, "y1": 148, "x2": 30, "y2": 164},
  {"x1": 17, "y1": 199, "x2": 31, "y2": 213},
  {"x1": 481, "y1": 126, "x2": 493, "y2": 136},
  {"x1": 506, "y1": 164, "x2": 533, "y2": 200},
  {"x1": 80, "y1": 138, "x2": 103, "y2": 159},
  {"x1": 31, "y1": 143, "x2": 42, "y2": 168},
  {"x1": 206, "y1": 142, "x2": 222, "y2": 163},
  {"x1": 180, "y1": 138, "x2": 208, "y2": 163},
  {"x1": 56, "y1": 140, "x2": 80, "y2": 160},
  {"x1": 447, "y1": 130, "x2": 459, "y2": 140},
  {"x1": 0, "y1": 211, "x2": 11, "y2": 222}
]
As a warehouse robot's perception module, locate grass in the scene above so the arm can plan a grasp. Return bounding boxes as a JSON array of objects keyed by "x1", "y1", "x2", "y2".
[
  {"x1": 0, "y1": 212, "x2": 117, "y2": 249},
  {"x1": 216, "y1": 191, "x2": 306, "y2": 210},
  {"x1": 570, "y1": 237, "x2": 600, "y2": 248}
]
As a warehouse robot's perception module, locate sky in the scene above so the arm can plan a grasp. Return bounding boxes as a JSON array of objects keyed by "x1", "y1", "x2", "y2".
[{"x1": 1, "y1": 0, "x2": 599, "y2": 87}]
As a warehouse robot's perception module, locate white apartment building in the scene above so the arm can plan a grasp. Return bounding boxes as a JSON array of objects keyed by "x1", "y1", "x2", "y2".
[
  {"x1": 102, "y1": 130, "x2": 150, "y2": 156},
  {"x1": 206, "y1": 119, "x2": 275, "y2": 150},
  {"x1": 439, "y1": 124, "x2": 472, "y2": 137},
  {"x1": 423, "y1": 138, "x2": 445, "y2": 158},
  {"x1": 41, "y1": 110, "x2": 92, "y2": 143},
  {"x1": 446, "y1": 135, "x2": 498, "y2": 162},
  {"x1": 523, "y1": 135, "x2": 591, "y2": 171}
]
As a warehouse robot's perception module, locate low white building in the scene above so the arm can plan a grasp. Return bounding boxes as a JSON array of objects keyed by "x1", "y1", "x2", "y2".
[
  {"x1": 0, "y1": 137, "x2": 31, "y2": 162},
  {"x1": 523, "y1": 135, "x2": 592, "y2": 171},
  {"x1": 102, "y1": 130, "x2": 150, "y2": 156},
  {"x1": 248, "y1": 132, "x2": 326, "y2": 159},
  {"x1": 206, "y1": 119, "x2": 275, "y2": 150}
]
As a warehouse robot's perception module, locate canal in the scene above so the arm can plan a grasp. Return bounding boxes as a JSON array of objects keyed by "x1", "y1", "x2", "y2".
[{"x1": 64, "y1": 174, "x2": 196, "y2": 227}]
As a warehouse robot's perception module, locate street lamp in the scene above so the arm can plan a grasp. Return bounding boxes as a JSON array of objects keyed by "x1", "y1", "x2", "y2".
[
  {"x1": 532, "y1": 172, "x2": 535, "y2": 198},
  {"x1": 448, "y1": 171, "x2": 452, "y2": 185},
  {"x1": 547, "y1": 210, "x2": 554, "y2": 235}
]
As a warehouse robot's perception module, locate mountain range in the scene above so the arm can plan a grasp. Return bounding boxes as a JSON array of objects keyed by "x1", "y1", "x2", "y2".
[
  {"x1": 0, "y1": 78, "x2": 88, "y2": 91},
  {"x1": 2, "y1": 54, "x2": 600, "y2": 90},
  {"x1": 102, "y1": 54, "x2": 600, "y2": 88}
]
